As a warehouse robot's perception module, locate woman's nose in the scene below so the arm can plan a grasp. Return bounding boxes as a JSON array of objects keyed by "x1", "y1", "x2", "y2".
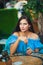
[{"x1": 21, "y1": 24, "x2": 24, "y2": 27}]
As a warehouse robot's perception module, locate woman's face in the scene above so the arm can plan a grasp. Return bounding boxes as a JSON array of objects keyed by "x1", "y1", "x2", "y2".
[{"x1": 19, "y1": 19, "x2": 30, "y2": 32}]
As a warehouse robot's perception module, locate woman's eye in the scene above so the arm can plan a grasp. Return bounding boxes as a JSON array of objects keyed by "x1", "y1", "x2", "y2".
[
  {"x1": 23, "y1": 23, "x2": 27, "y2": 25},
  {"x1": 19, "y1": 23, "x2": 27, "y2": 25}
]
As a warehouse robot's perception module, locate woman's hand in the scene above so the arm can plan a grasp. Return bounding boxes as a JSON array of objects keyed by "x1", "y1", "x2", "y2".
[
  {"x1": 18, "y1": 36, "x2": 28, "y2": 43},
  {"x1": 34, "y1": 49, "x2": 39, "y2": 53},
  {"x1": 26, "y1": 49, "x2": 32, "y2": 55}
]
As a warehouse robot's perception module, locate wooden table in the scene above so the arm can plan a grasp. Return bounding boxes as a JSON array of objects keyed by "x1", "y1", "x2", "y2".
[{"x1": 10, "y1": 55, "x2": 43, "y2": 65}]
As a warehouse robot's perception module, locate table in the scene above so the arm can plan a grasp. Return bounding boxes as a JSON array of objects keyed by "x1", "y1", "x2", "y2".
[{"x1": 10, "y1": 55, "x2": 43, "y2": 65}]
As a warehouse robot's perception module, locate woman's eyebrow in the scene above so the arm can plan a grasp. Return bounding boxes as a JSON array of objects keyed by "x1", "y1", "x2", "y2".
[{"x1": 23, "y1": 22, "x2": 27, "y2": 23}]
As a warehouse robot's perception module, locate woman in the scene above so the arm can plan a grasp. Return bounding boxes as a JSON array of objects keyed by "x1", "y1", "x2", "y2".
[{"x1": 4, "y1": 16, "x2": 43, "y2": 56}]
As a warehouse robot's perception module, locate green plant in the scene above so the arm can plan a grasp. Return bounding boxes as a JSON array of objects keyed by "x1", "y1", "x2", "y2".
[{"x1": 23, "y1": 0, "x2": 43, "y2": 22}]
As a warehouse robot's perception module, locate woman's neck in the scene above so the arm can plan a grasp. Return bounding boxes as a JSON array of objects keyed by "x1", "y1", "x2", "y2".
[{"x1": 19, "y1": 31, "x2": 31, "y2": 37}]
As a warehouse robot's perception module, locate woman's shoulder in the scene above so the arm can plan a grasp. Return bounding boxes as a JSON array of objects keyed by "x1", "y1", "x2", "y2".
[
  {"x1": 30, "y1": 32, "x2": 39, "y2": 40},
  {"x1": 13, "y1": 32, "x2": 19, "y2": 37}
]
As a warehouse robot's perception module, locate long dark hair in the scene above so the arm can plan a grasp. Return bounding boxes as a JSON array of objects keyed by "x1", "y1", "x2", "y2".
[{"x1": 12, "y1": 15, "x2": 35, "y2": 33}]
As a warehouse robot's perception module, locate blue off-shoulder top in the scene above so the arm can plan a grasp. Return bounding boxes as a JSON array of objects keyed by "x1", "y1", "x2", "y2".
[{"x1": 4, "y1": 35, "x2": 43, "y2": 54}]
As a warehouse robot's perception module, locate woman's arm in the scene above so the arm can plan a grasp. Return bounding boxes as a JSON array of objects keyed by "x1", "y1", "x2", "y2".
[
  {"x1": 10, "y1": 37, "x2": 20, "y2": 56},
  {"x1": 10, "y1": 32, "x2": 21, "y2": 56}
]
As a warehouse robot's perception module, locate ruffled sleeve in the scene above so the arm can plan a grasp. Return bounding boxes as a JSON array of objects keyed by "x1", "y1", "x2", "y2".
[
  {"x1": 4, "y1": 35, "x2": 18, "y2": 54},
  {"x1": 34, "y1": 38, "x2": 43, "y2": 54},
  {"x1": 27, "y1": 38, "x2": 43, "y2": 53},
  {"x1": 34, "y1": 38, "x2": 43, "y2": 49}
]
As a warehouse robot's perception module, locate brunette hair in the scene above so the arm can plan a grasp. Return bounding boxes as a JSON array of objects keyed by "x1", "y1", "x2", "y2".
[{"x1": 12, "y1": 15, "x2": 34, "y2": 33}]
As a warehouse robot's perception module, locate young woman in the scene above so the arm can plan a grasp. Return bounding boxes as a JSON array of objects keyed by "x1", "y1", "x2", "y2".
[{"x1": 4, "y1": 16, "x2": 43, "y2": 56}]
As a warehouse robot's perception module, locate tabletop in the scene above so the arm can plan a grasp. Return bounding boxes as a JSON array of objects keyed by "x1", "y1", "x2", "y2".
[{"x1": 10, "y1": 54, "x2": 43, "y2": 65}]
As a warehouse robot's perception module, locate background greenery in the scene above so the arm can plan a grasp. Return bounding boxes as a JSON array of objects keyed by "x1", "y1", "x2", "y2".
[
  {"x1": 0, "y1": 9, "x2": 18, "y2": 39},
  {"x1": 23, "y1": 0, "x2": 43, "y2": 22}
]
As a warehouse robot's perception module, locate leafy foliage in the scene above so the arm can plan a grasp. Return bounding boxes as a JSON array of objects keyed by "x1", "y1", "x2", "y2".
[{"x1": 23, "y1": 0, "x2": 43, "y2": 21}]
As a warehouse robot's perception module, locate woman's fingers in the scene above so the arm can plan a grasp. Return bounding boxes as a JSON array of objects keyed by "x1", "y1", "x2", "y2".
[{"x1": 26, "y1": 49, "x2": 32, "y2": 55}]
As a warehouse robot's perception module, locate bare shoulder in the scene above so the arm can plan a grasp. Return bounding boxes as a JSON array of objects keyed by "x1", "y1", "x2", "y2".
[
  {"x1": 31, "y1": 33, "x2": 39, "y2": 39},
  {"x1": 13, "y1": 32, "x2": 19, "y2": 37}
]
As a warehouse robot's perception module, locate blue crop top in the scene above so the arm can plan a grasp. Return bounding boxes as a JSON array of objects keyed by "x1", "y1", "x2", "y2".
[{"x1": 4, "y1": 35, "x2": 43, "y2": 54}]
